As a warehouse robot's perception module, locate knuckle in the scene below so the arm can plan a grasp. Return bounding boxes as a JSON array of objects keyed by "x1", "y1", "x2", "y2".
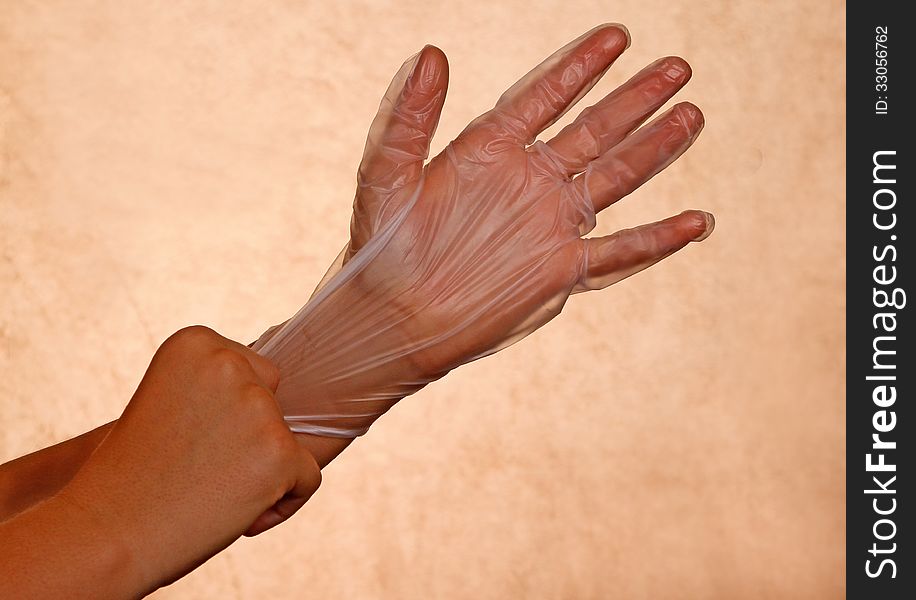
[
  {"x1": 163, "y1": 325, "x2": 217, "y2": 352},
  {"x1": 261, "y1": 421, "x2": 297, "y2": 465},
  {"x1": 537, "y1": 75, "x2": 570, "y2": 113},
  {"x1": 261, "y1": 359, "x2": 281, "y2": 390},
  {"x1": 207, "y1": 348, "x2": 252, "y2": 383},
  {"x1": 570, "y1": 121, "x2": 602, "y2": 162},
  {"x1": 242, "y1": 381, "x2": 275, "y2": 405},
  {"x1": 174, "y1": 324, "x2": 216, "y2": 344}
]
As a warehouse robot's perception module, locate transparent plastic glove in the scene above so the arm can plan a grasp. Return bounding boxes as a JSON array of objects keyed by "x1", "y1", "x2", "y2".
[{"x1": 254, "y1": 24, "x2": 713, "y2": 437}]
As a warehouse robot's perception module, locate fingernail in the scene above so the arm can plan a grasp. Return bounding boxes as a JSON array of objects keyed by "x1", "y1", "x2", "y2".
[
  {"x1": 662, "y1": 56, "x2": 691, "y2": 83},
  {"x1": 604, "y1": 23, "x2": 631, "y2": 49},
  {"x1": 693, "y1": 211, "x2": 715, "y2": 242},
  {"x1": 403, "y1": 48, "x2": 423, "y2": 77}
]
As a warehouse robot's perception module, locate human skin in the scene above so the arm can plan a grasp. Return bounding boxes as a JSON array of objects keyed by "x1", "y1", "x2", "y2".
[
  {"x1": 0, "y1": 422, "x2": 342, "y2": 524},
  {"x1": 0, "y1": 24, "x2": 712, "y2": 596},
  {"x1": 0, "y1": 326, "x2": 321, "y2": 598},
  {"x1": 1, "y1": 26, "x2": 711, "y2": 505}
]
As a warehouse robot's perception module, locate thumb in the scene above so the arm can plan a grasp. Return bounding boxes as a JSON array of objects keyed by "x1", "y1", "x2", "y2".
[
  {"x1": 349, "y1": 45, "x2": 449, "y2": 257},
  {"x1": 243, "y1": 442, "x2": 322, "y2": 537}
]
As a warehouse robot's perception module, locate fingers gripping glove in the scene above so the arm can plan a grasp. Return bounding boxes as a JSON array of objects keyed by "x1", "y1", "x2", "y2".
[{"x1": 252, "y1": 25, "x2": 712, "y2": 438}]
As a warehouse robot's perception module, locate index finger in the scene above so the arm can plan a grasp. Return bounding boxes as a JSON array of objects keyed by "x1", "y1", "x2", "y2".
[
  {"x1": 218, "y1": 336, "x2": 282, "y2": 393},
  {"x1": 243, "y1": 440, "x2": 322, "y2": 537}
]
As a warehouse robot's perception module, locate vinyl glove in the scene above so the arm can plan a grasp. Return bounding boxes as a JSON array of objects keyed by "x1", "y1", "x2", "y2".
[{"x1": 254, "y1": 24, "x2": 713, "y2": 437}]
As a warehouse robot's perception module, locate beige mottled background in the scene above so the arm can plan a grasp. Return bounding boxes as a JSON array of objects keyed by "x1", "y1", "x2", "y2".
[{"x1": 0, "y1": 1, "x2": 845, "y2": 598}]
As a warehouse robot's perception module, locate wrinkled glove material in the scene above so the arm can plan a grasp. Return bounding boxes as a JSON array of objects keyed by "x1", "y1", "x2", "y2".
[{"x1": 252, "y1": 25, "x2": 707, "y2": 438}]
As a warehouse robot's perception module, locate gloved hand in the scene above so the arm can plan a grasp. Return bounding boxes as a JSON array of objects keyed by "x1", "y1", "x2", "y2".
[{"x1": 254, "y1": 24, "x2": 713, "y2": 438}]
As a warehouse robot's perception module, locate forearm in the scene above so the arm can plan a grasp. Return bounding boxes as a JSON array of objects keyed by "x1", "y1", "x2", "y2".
[
  {"x1": 0, "y1": 492, "x2": 140, "y2": 599},
  {"x1": 0, "y1": 423, "x2": 349, "y2": 524},
  {"x1": 0, "y1": 422, "x2": 114, "y2": 521}
]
